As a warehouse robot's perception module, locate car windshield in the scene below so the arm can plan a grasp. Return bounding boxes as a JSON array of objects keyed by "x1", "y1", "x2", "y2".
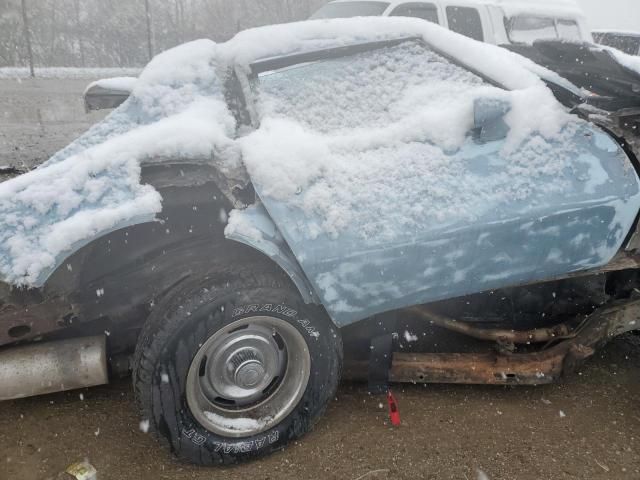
[
  {"x1": 506, "y1": 16, "x2": 557, "y2": 43},
  {"x1": 254, "y1": 40, "x2": 486, "y2": 134},
  {"x1": 310, "y1": 1, "x2": 390, "y2": 19}
]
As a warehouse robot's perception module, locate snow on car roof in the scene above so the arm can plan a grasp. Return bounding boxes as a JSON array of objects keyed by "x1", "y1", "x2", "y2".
[{"x1": 0, "y1": 17, "x2": 580, "y2": 286}]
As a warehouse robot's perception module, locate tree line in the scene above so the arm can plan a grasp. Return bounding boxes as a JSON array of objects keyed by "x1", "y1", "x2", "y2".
[{"x1": 0, "y1": 0, "x2": 326, "y2": 72}]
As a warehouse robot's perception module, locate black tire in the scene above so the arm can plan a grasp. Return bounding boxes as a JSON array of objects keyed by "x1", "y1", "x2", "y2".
[{"x1": 132, "y1": 268, "x2": 342, "y2": 465}]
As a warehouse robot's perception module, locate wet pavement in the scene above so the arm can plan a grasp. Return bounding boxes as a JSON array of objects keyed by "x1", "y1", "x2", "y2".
[{"x1": 0, "y1": 78, "x2": 107, "y2": 170}]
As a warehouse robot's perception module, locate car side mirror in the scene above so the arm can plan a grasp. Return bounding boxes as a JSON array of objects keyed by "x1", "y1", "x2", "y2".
[
  {"x1": 83, "y1": 77, "x2": 136, "y2": 112},
  {"x1": 473, "y1": 98, "x2": 511, "y2": 143}
]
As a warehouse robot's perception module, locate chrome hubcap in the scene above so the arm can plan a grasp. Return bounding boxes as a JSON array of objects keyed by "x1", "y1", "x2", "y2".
[
  {"x1": 186, "y1": 316, "x2": 311, "y2": 438},
  {"x1": 234, "y1": 356, "x2": 265, "y2": 388}
]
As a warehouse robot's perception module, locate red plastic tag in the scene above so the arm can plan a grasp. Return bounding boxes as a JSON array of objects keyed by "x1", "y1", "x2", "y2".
[{"x1": 387, "y1": 390, "x2": 401, "y2": 426}]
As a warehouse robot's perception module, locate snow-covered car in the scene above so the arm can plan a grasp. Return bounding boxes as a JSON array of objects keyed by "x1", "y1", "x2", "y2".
[
  {"x1": 311, "y1": 0, "x2": 592, "y2": 45},
  {"x1": 593, "y1": 30, "x2": 640, "y2": 56},
  {"x1": 1, "y1": 17, "x2": 640, "y2": 465}
]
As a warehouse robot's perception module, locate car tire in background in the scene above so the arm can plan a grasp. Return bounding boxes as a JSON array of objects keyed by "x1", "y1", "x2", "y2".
[{"x1": 132, "y1": 269, "x2": 342, "y2": 465}]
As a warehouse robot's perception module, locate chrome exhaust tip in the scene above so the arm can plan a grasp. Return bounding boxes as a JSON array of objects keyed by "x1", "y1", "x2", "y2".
[{"x1": 0, "y1": 335, "x2": 108, "y2": 401}]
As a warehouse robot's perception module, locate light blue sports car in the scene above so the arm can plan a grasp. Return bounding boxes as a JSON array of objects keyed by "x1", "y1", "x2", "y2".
[{"x1": 1, "y1": 17, "x2": 639, "y2": 465}]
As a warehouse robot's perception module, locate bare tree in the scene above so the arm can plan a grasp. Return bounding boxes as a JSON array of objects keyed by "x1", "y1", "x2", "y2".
[
  {"x1": 2, "y1": 0, "x2": 327, "y2": 68},
  {"x1": 74, "y1": 0, "x2": 85, "y2": 66},
  {"x1": 144, "y1": 0, "x2": 153, "y2": 60},
  {"x1": 20, "y1": 0, "x2": 34, "y2": 76}
]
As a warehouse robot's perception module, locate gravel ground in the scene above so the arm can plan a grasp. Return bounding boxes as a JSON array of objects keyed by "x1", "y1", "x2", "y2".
[{"x1": 1, "y1": 79, "x2": 640, "y2": 480}]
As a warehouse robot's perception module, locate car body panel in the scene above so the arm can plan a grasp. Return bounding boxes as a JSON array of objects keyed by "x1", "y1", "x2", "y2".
[
  {"x1": 255, "y1": 125, "x2": 640, "y2": 326},
  {"x1": 225, "y1": 203, "x2": 320, "y2": 304}
]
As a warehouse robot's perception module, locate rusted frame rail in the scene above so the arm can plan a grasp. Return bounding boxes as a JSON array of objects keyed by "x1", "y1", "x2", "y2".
[{"x1": 344, "y1": 299, "x2": 640, "y2": 385}]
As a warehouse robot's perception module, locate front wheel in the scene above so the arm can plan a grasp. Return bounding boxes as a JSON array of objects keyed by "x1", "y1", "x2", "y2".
[{"x1": 132, "y1": 270, "x2": 342, "y2": 465}]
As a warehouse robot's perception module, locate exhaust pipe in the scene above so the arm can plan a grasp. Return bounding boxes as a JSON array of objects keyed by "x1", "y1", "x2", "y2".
[{"x1": 0, "y1": 335, "x2": 108, "y2": 401}]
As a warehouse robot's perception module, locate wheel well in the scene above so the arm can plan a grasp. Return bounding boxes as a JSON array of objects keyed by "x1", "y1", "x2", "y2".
[
  {"x1": 0, "y1": 162, "x2": 307, "y2": 349},
  {"x1": 39, "y1": 194, "x2": 304, "y2": 354}
]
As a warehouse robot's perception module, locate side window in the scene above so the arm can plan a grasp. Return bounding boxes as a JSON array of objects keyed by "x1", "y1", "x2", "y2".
[
  {"x1": 601, "y1": 33, "x2": 640, "y2": 55},
  {"x1": 390, "y1": 3, "x2": 439, "y2": 24},
  {"x1": 505, "y1": 16, "x2": 557, "y2": 44},
  {"x1": 446, "y1": 6, "x2": 484, "y2": 41},
  {"x1": 556, "y1": 19, "x2": 581, "y2": 41}
]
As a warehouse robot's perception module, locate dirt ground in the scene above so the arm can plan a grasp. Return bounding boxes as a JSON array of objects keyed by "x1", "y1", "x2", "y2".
[
  {"x1": 1, "y1": 339, "x2": 639, "y2": 480},
  {"x1": 1, "y1": 78, "x2": 640, "y2": 480}
]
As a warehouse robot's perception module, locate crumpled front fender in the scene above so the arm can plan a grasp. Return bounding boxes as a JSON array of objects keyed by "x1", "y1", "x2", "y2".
[{"x1": 225, "y1": 203, "x2": 320, "y2": 306}]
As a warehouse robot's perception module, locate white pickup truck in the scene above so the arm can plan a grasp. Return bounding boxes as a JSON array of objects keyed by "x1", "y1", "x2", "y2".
[{"x1": 311, "y1": 0, "x2": 593, "y2": 45}]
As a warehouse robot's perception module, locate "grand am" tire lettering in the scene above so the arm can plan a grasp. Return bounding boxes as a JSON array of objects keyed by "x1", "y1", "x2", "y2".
[
  {"x1": 233, "y1": 304, "x2": 296, "y2": 318},
  {"x1": 232, "y1": 304, "x2": 320, "y2": 338}
]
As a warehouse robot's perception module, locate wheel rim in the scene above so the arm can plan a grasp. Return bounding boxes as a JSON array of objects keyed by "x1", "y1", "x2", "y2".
[{"x1": 185, "y1": 315, "x2": 311, "y2": 438}]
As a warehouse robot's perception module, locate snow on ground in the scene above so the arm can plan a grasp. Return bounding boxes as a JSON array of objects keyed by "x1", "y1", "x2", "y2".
[
  {"x1": 0, "y1": 67, "x2": 141, "y2": 80},
  {"x1": 0, "y1": 17, "x2": 589, "y2": 286}
]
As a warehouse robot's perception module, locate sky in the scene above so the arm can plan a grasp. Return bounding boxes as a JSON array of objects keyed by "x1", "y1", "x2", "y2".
[{"x1": 577, "y1": 0, "x2": 640, "y2": 31}]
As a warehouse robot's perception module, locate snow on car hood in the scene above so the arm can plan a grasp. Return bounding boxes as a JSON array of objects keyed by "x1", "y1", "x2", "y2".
[{"x1": 0, "y1": 17, "x2": 585, "y2": 286}]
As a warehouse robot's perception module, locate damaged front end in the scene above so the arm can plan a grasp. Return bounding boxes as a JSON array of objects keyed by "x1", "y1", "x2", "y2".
[{"x1": 505, "y1": 40, "x2": 640, "y2": 160}]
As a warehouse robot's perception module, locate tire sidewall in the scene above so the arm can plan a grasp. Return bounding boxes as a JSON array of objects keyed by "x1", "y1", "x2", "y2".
[{"x1": 144, "y1": 284, "x2": 341, "y2": 464}]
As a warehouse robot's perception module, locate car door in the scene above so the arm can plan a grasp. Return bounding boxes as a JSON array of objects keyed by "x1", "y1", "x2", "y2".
[{"x1": 243, "y1": 39, "x2": 640, "y2": 326}]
